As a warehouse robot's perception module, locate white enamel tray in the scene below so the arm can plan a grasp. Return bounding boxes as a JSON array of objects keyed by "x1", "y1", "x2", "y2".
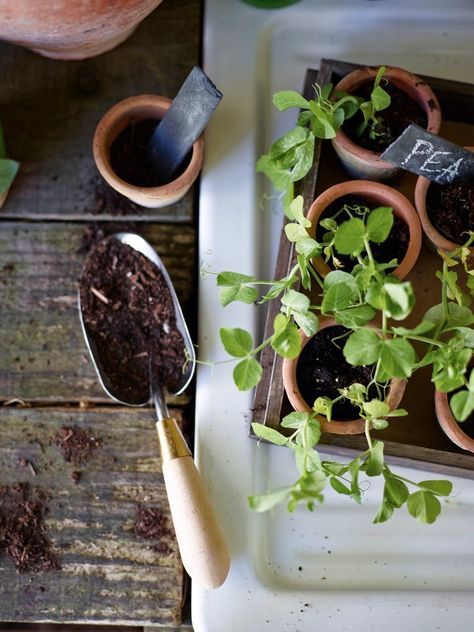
[{"x1": 194, "y1": 1, "x2": 474, "y2": 630}]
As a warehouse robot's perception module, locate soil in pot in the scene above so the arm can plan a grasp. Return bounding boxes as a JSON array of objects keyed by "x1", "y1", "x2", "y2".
[
  {"x1": 296, "y1": 325, "x2": 385, "y2": 420},
  {"x1": 79, "y1": 237, "x2": 186, "y2": 404},
  {"x1": 315, "y1": 195, "x2": 409, "y2": 270},
  {"x1": 425, "y1": 180, "x2": 474, "y2": 244},
  {"x1": 342, "y1": 82, "x2": 428, "y2": 153},
  {"x1": 109, "y1": 119, "x2": 191, "y2": 188}
]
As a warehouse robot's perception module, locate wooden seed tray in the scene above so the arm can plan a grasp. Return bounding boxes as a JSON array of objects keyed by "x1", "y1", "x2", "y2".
[{"x1": 252, "y1": 58, "x2": 474, "y2": 478}]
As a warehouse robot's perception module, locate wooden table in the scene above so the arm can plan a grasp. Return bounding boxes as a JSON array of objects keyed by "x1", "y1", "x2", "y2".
[{"x1": 0, "y1": 0, "x2": 200, "y2": 627}]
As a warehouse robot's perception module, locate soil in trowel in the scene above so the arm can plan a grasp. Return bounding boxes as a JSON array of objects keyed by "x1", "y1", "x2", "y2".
[
  {"x1": 0, "y1": 483, "x2": 61, "y2": 573},
  {"x1": 79, "y1": 237, "x2": 186, "y2": 404}
]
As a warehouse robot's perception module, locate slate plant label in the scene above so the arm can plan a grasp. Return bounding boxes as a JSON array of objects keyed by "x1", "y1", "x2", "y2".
[{"x1": 381, "y1": 124, "x2": 474, "y2": 185}]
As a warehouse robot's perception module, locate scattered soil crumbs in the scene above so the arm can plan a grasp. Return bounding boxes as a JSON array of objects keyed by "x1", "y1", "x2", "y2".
[
  {"x1": 54, "y1": 425, "x2": 102, "y2": 465},
  {"x1": 426, "y1": 180, "x2": 474, "y2": 244},
  {"x1": 77, "y1": 221, "x2": 138, "y2": 255},
  {"x1": 86, "y1": 175, "x2": 145, "y2": 216},
  {"x1": 316, "y1": 195, "x2": 409, "y2": 270},
  {"x1": 343, "y1": 82, "x2": 428, "y2": 152},
  {"x1": 297, "y1": 325, "x2": 384, "y2": 420},
  {"x1": 0, "y1": 483, "x2": 61, "y2": 573},
  {"x1": 79, "y1": 236, "x2": 186, "y2": 404},
  {"x1": 133, "y1": 505, "x2": 173, "y2": 555}
]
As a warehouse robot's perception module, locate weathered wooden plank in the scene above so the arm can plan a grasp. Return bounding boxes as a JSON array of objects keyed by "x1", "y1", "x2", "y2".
[
  {"x1": 0, "y1": 0, "x2": 200, "y2": 222},
  {"x1": 0, "y1": 405, "x2": 185, "y2": 625},
  {"x1": 0, "y1": 221, "x2": 196, "y2": 403}
]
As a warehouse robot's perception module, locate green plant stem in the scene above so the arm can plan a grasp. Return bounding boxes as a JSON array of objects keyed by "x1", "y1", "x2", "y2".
[{"x1": 364, "y1": 419, "x2": 373, "y2": 450}]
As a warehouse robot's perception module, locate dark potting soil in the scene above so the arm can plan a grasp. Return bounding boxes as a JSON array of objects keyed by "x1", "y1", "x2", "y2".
[
  {"x1": 426, "y1": 180, "x2": 474, "y2": 244},
  {"x1": 343, "y1": 82, "x2": 428, "y2": 153},
  {"x1": 0, "y1": 483, "x2": 61, "y2": 573},
  {"x1": 79, "y1": 236, "x2": 186, "y2": 404},
  {"x1": 109, "y1": 119, "x2": 190, "y2": 188},
  {"x1": 316, "y1": 195, "x2": 409, "y2": 270},
  {"x1": 133, "y1": 505, "x2": 173, "y2": 555},
  {"x1": 296, "y1": 325, "x2": 382, "y2": 421},
  {"x1": 54, "y1": 425, "x2": 102, "y2": 465},
  {"x1": 77, "y1": 222, "x2": 138, "y2": 256}
]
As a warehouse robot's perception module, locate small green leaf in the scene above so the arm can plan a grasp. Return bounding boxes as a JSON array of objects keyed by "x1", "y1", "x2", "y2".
[
  {"x1": 372, "y1": 418, "x2": 389, "y2": 430},
  {"x1": 217, "y1": 271, "x2": 255, "y2": 286},
  {"x1": 334, "y1": 217, "x2": 366, "y2": 255},
  {"x1": 343, "y1": 329, "x2": 381, "y2": 365},
  {"x1": 281, "y1": 411, "x2": 312, "y2": 429},
  {"x1": 220, "y1": 327, "x2": 253, "y2": 357},
  {"x1": 391, "y1": 320, "x2": 436, "y2": 337},
  {"x1": 380, "y1": 338, "x2": 416, "y2": 379},
  {"x1": 313, "y1": 396, "x2": 333, "y2": 420},
  {"x1": 417, "y1": 480, "x2": 453, "y2": 497},
  {"x1": 373, "y1": 499, "x2": 394, "y2": 524},
  {"x1": 330, "y1": 477, "x2": 351, "y2": 495},
  {"x1": 0, "y1": 158, "x2": 20, "y2": 194},
  {"x1": 363, "y1": 400, "x2": 390, "y2": 419},
  {"x1": 251, "y1": 422, "x2": 288, "y2": 445},
  {"x1": 371, "y1": 85, "x2": 391, "y2": 112},
  {"x1": 321, "y1": 282, "x2": 358, "y2": 313},
  {"x1": 407, "y1": 490, "x2": 441, "y2": 524},
  {"x1": 233, "y1": 357, "x2": 262, "y2": 390},
  {"x1": 285, "y1": 222, "x2": 308, "y2": 242},
  {"x1": 271, "y1": 318, "x2": 301, "y2": 358},
  {"x1": 335, "y1": 305, "x2": 376, "y2": 328},
  {"x1": 364, "y1": 440, "x2": 385, "y2": 476},
  {"x1": 366, "y1": 206, "x2": 393, "y2": 243},
  {"x1": 273, "y1": 90, "x2": 310, "y2": 111},
  {"x1": 281, "y1": 289, "x2": 310, "y2": 313},
  {"x1": 383, "y1": 475, "x2": 409, "y2": 508},
  {"x1": 220, "y1": 285, "x2": 259, "y2": 307},
  {"x1": 450, "y1": 389, "x2": 474, "y2": 422},
  {"x1": 294, "y1": 310, "x2": 319, "y2": 338},
  {"x1": 268, "y1": 126, "x2": 310, "y2": 158},
  {"x1": 424, "y1": 303, "x2": 474, "y2": 328},
  {"x1": 248, "y1": 487, "x2": 291, "y2": 512}
]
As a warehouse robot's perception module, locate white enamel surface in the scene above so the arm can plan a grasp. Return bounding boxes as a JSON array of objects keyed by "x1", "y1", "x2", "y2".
[{"x1": 196, "y1": 1, "x2": 474, "y2": 630}]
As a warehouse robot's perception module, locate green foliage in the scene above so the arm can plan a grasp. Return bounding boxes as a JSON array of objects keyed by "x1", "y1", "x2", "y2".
[{"x1": 0, "y1": 122, "x2": 19, "y2": 195}]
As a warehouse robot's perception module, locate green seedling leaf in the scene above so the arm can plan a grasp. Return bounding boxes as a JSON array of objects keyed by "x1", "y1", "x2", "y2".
[
  {"x1": 363, "y1": 400, "x2": 390, "y2": 419},
  {"x1": 301, "y1": 418, "x2": 321, "y2": 449},
  {"x1": 371, "y1": 85, "x2": 391, "y2": 112},
  {"x1": 287, "y1": 195, "x2": 308, "y2": 225},
  {"x1": 255, "y1": 155, "x2": 291, "y2": 192},
  {"x1": 424, "y1": 303, "x2": 474, "y2": 328},
  {"x1": 220, "y1": 327, "x2": 253, "y2": 357},
  {"x1": 269, "y1": 126, "x2": 310, "y2": 158},
  {"x1": 450, "y1": 389, "x2": 474, "y2": 422},
  {"x1": 218, "y1": 283, "x2": 259, "y2": 307},
  {"x1": 248, "y1": 487, "x2": 291, "y2": 512},
  {"x1": 251, "y1": 422, "x2": 288, "y2": 446},
  {"x1": 335, "y1": 305, "x2": 376, "y2": 328},
  {"x1": 343, "y1": 329, "x2": 381, "y2": 365},
  {"x1": 321, "y1": 282, "x2": 358, "y2": 313},
  {"x1": 273, "y1": 90, "x2": 310, "y2": 111},
  {"x1": 290, "y1": 135, "x2": 315, "y2": 182},
  {"x1": 407, "y1": 490, "x2": 441, "y2": 524},
  {"x1": 364, "y1": 440, "x2": 385, "y2": 476},
  {"x1": 0, "y1": 159, "x2": 20, "y2": 194},
  {"x1": 373, "y1": 499, "x2": 394, "y2": 524},
  {"x1": 366, "y1": 206, "x2": 393, "y2": 243},
  {"x1": 452, "y1": 326, "x2": 474, "y2": 348},
  {"x1": 334, "y1": 217, "x2": 366, "y2": 255},
  {"x1": 281, "y1": 411, "x2": 312, "y2": 429},
  {"x1": 380, "y1": 338, "x2": 416, "y2": 378},
  {"x1": 292, "y1": 445, "x2": 321, "y2": 475},
  {"x1": 281, "y1": 289, "x2": 310, "y2": 313},
  {"x1": 233, "y1": 357, "x2": 262, "y2": 391},
  {"x1": 330, "y1": 477, "x2": 351, "y2": 496},
  {"x1": 323, "y1": 270, "x2": 358, "y2": 292},
  {"x1": 383, "y1": 474, "x2": 409, "y2": 508},
  {"x1": 295, "y1": 236, "x2": 321, "y2": 258},
  {"x1": 271, "y1": 317, "x2": 300, "y2": 358},
  {"x1": 313, "y1": 396, "x2": 333, "y2": 421},
  {"x1": 294, "y1": 310, "x2": 319, "y2": 338},
  {"x1": 349, "y1": 458, "x2": 362, "y2": 503},
  {"x1": 417, "y1": 480, "x2": 453, "y2": 496},
  {"x1": 383, "y1": 281, "x2": 415, "y2": 320},
  {"x1": 372, "y1": 418, "x2": 389, "y2": 430},
  {"x1": 391, "y1": 320, "x2": 436, "y2": 337},
  {"x1": 285, "y1": 222, "x2": 308, "y2": 242},
  {"x1": 322, "y1": 461, "x2": 347, "y2": 477}
]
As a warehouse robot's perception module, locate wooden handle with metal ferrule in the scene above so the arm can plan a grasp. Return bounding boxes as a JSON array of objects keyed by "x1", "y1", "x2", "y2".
[{"x1": 156, "y1": 418, "x2": 230, "y2": 590}]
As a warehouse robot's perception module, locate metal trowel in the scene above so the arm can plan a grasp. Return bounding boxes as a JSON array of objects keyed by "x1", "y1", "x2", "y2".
[{"x1": 78, "y1": 232, "x2": 230, "y2": 590}]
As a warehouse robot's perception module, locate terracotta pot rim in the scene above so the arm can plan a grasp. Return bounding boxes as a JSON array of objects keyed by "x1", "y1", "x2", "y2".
[
  {"x1": 281, "y1": 316, "x2": 406, "y2": 436},
  {"x1": 332, "y1": 65, "x2": 442, "y2": 166},
  {"x1": 435, "y1": 390, "x2": 474, "y2": 453},
  {"x1": 414, "y1": 147, "x2": 474, "y2": 253},
  {"x1": 306, "y1": 179, "x2": 422, "y2": 280},
  {"x1": 93, "y1": 94, "x2": 204, "y2": 197}
]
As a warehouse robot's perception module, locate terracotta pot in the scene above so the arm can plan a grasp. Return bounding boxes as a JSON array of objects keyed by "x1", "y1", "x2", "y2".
[
  {"x1": 0, "y1": 0, "x2": 164, "y2": 60},
  {"x1": 331, "y1": 66, "x2": 442, "y2": 181},
  {"x1": 435, "y1": 390, "x2": 474, "y2": 453},
  {"x1": 93, "y1": 95, "x2": 204, "y2": 209},
  {"x1": 306, "y1": 180, "x2": 422, "y2": 279},
  {"x1": 282, "y1": 317, "x2": 407, "y2": 436},
  {"x1": 414, "y1": 147, "x2": 474, "y2": 254}
]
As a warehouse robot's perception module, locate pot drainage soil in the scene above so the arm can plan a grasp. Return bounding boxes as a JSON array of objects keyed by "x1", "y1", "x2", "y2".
[
  {"x1": 0, "y1": 483, "x2": 60, "y2": 573},
  {"x1": 342, "y1": 82, "x2": 428, "y2": 153},
  {"x1": 80, "y1": 236, "x2": 186, "y2": 404},
  {"x1": 316, "y1": 195, "x2": 409, "y2": 270},
  {"x1": 296, "y1": 325, "x2": 383, "y2": 420},
  {"x1": 109, "y1": 119, "x2": 190, "y2": 188},
  {"x1": 426, "y1": 180, "x2": 474, "y2": 244},
  {"x1": 54, "y1": 425, "x2": 102, "y2": 465}
]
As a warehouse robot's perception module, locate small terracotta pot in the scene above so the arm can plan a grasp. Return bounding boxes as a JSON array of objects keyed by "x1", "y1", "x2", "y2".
[
  {"x1": 93, "y1": 95, "x2": 204, "y2": 209},
  {"x1": 282, "y1": 317, "x2": 407, "y2": 436},
  {"x1": 435, "y1": 390, "x2": 474, "y2": 453},
  {"x1": 306, "y1": 180, "x2": 422, "y2": 279},
  {"x1": 331, "y1": 66, "x2": 441, "y2": 181},
  {"x1": 414, "y1": 147, "x2": 474, "y2": 254},
  {"x1": 0, "y1": 0, "x2": 164, "y2": 60}
]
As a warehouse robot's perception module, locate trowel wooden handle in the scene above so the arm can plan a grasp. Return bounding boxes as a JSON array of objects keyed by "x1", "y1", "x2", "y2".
[{"x1": 156, "y1": 418, "x2": 230, "y2": 590}]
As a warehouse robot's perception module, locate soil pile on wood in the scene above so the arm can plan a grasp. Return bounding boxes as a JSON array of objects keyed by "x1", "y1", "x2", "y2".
[
  {"x1": 79, "y1": 236, "x2": 186, "y2": 404},
  {"x1": 426, "y1": 180, "x2": 474, "y2": 244},
  {"x1": 0, "y1": 483, "x2": 61, "y2": 573},
  {"x1": 133, "y1": 505, "x2": 173, "y2": 555},
  {"x1": 54, "y1": 425, "x2": 102, "y2": 465}
]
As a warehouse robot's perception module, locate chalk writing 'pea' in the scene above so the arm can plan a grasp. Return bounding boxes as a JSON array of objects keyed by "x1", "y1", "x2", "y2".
[{"x1": 401, "y1": 139, "x2": 463, "y2": 183}]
